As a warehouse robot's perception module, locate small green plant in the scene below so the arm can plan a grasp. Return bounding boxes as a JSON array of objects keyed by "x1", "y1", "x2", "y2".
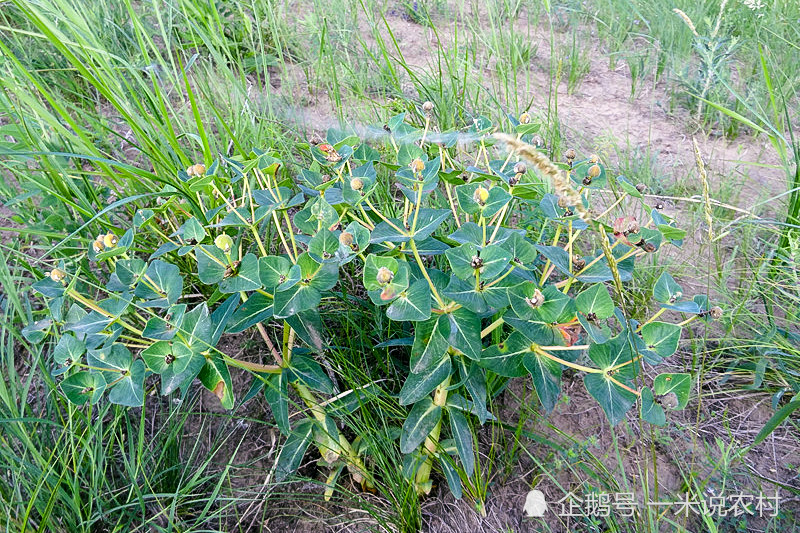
[{"x1": 26, "y1": 106, "x2": 721, "y2": 500}]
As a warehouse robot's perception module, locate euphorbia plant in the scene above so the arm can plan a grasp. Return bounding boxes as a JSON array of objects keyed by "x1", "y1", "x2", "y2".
[{"x1": 27, "y1": 106, "x2": 720, "y2": 500}]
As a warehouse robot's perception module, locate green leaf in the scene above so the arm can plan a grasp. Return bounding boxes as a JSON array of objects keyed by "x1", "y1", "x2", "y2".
[
  {"x1": 109, "y1": 359, "x2": 145, "y2": 407},
  {"x1": 640, "y1": 387, "x2": 666, "y2": 426},
  {"x1": 288, "y1": 354, "x2": 334, "y2": 394},
  {"x1": 478, "y1": 245, "x2": 512, "y2": 280},
  {"x1": 439, "y1": 455, "x2": 463, "y2": 499},
  {"x1": 575, "y1": 283, "x2": 615, "y2": 320},
  {"x1": 219, "y1": 253, "x2": 261, "y2": 293},
  {"x1": 141, "y1": 341, "x2": 172, "y2": 374},
  {"x1": 501, "y1": 232, "x2": 538, "y2": 265},
  {"x1": 69, "y1": 312, "x2": 111, "y2": 336},
  {"x1": 480, "y1": 332, "x2": 529, "y2": 378},
  {"x1": 211, "y1": 294, "x2": 240, "y2": 345},
  {"x1": 640, "y1": 322, "x2": 681, "y2": 360},
  {"x1": 455, "y1": 358, "x2": 491, "y2": 424},
  {"x1": 53, "y1": 334, "x2": 85, "y2": 365},
  {"x1": 115, "y1": 258, "x2": 146, "y2": 287},
  {"x1": 411, "y1": 316, "x2": 450, "y2": 373},
  {"x1": 142, "y1": 303, "x2": 187, "y2": 341},
  {"x1": 227, "y1": 293, "x2": 273, "y2": 333},
  {"x1": 285, "y1": 310, "x2": 325, "y2": 352},
  {"x1": 199, "y1": 352, "x2": 235, "y2": 409},
  {"x1": 135, "y1": 260, "x2": 183, "y2": 308},
  {"x1": 657, "y1": 224, "x2": 686, "y2": 241},
  {"x1": 302, "y1": 254, "x2": 338, "y2": 291},
  {"x1": 259, "y1": 255, "x2": 293, "y2": 289},
  {"x1": 386, "y1": 279, "x2": 431, "y2": 321},
  {"x1": 584, "y1": 372, "x2": 636, "y2": 426},
  {"x1": 370, "y1": 219, "x2": 409, "y2": 243},
  {"x1": 275, "y1": 419, "x2": 314, "y2": 482},
  {"x1": 535, "y1": 245, "x2": 571, "y2": 276},
  {"x1": 32, "y1": 278, "x2": 65, "y2": 298},
  {"x1": 408, "y1": 209, "x2": 451, "y2": 240},
  {"x1": 447, "y1": 406, "x2": 475, "y2": 476},
  {"x1": 523, "y1": 349, "x2": 562, "y2": 412},
  {"x1": 265, "y1": 370, "x2": 290, "y2": 435},
  {"x1": 455, "y1": 183, "x2": 483, "y2": 215},
  {"x1": 160, "y1": 351, "x2": 205, "y2": 396},
  {"x1": 447, "y1": 309, "x2": 481, "y2": 361},
  {"x1": 445, "y1": 242, "x2": 479, "y2": 280},
  {"x1": 182, "y1": 304, "x2": 213, "y2": 353},
  {"x1": 133, "y1": 209, "x2": 154, "y2": 227},
  {"x1": 443, "y1": 276, "x2": 487, "y2": 314},
  {"x1": 653, "y1": 373, "x2": 691, "y2": 410},
  {"x1": 180, "y1": 217, "x2": 206, "y2": 243},
  {"x1": 653, "y1": 272, "x2": 682, "y2": 304},
  {"x1": 400, "y1": 398, "x2": 441, "y2": 454},
  {"x1": 614, "y1": 175, "x2": 643, "y2": 198},
  {"x1": 481, "y1": 186, "x2": 511, "y2": 218},
  {"x1": 60, "y1": 371, "x2": 106, "y2": 405},
  {"x1": 294, "y1": 196, "x2": 337, "y2": 235},
  {"x1": 308, "y1": 229, "x2": 340, "y2": 262},
  {"x1": 273, "y1": 284, "x2": 321, "y2": 318},
  {"x1": 587, "y1": 332, "x2": 636, "y2": 372},
  {"x1": 399, "y1": 354, "x2": 451, "y2": 406},
  {"x1": 142, "y1": 341, "x2": 192, "y2": 375}
]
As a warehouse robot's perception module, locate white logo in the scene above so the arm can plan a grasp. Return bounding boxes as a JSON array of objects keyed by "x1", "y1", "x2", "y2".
[{"x1": 524, "y1": 489, "x2": 548, "y2": 517}]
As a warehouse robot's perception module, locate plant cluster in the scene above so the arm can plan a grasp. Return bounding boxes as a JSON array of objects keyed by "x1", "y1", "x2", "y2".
[{"x1": 26, "y1": 106, "x2": 721, "y2": 498}]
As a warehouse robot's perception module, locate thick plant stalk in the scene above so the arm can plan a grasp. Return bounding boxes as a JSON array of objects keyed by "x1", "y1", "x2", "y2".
[{"x1": 414, "y1": 375, "x2": 452, "y2": 494}]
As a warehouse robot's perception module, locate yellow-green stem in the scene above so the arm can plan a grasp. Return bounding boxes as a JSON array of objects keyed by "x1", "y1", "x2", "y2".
[{"x1": 414, "y1": 375, "x2": 452, "y2": 493}]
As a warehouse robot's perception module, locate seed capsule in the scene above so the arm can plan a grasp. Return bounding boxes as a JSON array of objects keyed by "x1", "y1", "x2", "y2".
[
  {"x1": 589, "y1": 154, "x2": 600, "y2": 164},
  {"x1": 473, "y1": 186, "x2": 490, "y2": 205},
  {"x1": 565, "y1": 148, "x2": 577, "y2": 161},
  {"x1": 49, "y1": 268, "x2": 66, "y2": 282},
  {"x1": 422, "y1": 100, "x2": 434, "y2": 113},
  {"x1": 376, "y1": 266, "x2": 394, "y2": 285},
  {"x1": 410, "y1": 158, "x2": 425, "y2": 173},
  {"x1": 350, "y1": 177, "x2": 364, "y2": 191},
  {"x1": 215, "y1": 234, "x2": 233, "y2": 253},
  {"x1": 572, "y1": 255, "x2": 586, "y2": 270},
  {"x1": 709, "y1": 306, "x2": 723, "y2": 319},
  {"x1": 636, "y1": 183, "x2": 647, "y2": 194},
  {"x1": 642, "y1": 242, "x2": 656, "y2": 253},
  {"x1": 525, "y1": 288, "x2": 545, "y2": 308},
  {"x1": 509, "y1": 175, "x2": 520, "y2": 187},
  {"x1": 470, "y1": 256, "x2": 484, "y2": 269},
  {"x1": 92, "y1": 239, "x2": 105, "y2": 253},
  {"x1": 103, "y1": 232, "x2": 118, "y2": 248},
  {"x1": 519, "y1": 112, "x2": 531, "y2": 124},
  {"x1": 513, "y1": 162, "x2": 527, "y2": 174},
  {"x1": 187, "y1": 163, "x2": 206, "y2": 177},
  {"x1": 655, "y1": 201, "x2": 665, "y2": 210},
  {"x1": 583, "y1": 176, "x2": 593, "y2": 186},
  {"x1": 588, "y1": 164, "x2": 601, "y2": 179},
  {"x1": 339, "y1": 232, "x2": 354, "y2": 247}
]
